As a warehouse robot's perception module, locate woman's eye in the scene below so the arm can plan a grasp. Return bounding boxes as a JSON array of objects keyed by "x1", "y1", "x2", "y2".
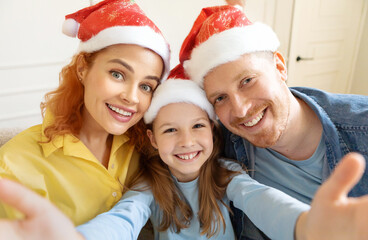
[
  {"x1": 111, "y1": 71, "x2": 123, "y2": 80},
  {"x1": 141, "y1": 84, "x2": 153, "y2": 93}
]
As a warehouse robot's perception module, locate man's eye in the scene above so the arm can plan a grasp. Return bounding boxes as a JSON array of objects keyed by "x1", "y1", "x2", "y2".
[
  {"x1": 215, "y1": 95, "x2": 225, "y2": 103},
  {"x1": 242, "y1": 78, "x2": 252, "y2": 85}
]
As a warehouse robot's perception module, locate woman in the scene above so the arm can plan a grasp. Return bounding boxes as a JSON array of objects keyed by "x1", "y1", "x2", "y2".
[{"x1": 0, "y1": 0, "x2": 170, "y2": 225}]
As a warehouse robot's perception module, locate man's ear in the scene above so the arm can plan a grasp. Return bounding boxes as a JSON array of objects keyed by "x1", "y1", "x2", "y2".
[
  {"x1": 274, "y1": 51, "x2": 287, "y2": 82},
  {"x1": 147, "y1": 129, "x2": 158, "y2": 149},
  {"x1": 76, "y1": 54, "x2": 88, "y2": 84}
]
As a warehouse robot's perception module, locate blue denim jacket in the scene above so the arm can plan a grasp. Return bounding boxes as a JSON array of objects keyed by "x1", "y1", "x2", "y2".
[{"x1": 222, "y1": 87, "x2": 368, "y2": 240}]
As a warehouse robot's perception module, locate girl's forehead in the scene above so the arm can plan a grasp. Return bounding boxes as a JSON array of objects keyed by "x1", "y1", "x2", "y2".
[{"x1": 153, "y1": 103, "x2": 210, "y2": 125}]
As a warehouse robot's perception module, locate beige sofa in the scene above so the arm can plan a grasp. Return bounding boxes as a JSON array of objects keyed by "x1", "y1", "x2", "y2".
[{"x1": 0, "y1": 128, "x2": 23, "y2": 147}]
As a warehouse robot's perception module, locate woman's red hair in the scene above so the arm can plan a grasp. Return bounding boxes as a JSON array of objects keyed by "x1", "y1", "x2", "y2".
[{"x1": 40, "y1": 51, "x2": 148, "y2": 151}]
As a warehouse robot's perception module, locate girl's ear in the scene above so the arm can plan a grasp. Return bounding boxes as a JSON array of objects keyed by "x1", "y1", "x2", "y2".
[
  {"x1": 76, "y1": 55, "x2": 88, "y2": 84},
  {"x1": 147, "y1": 129, "x2": 158, "y2": 149}
]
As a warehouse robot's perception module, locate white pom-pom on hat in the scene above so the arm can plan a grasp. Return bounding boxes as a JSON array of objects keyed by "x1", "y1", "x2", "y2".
[{"x1": 62, "y1": 18, "x2": 80, "y2": 38}]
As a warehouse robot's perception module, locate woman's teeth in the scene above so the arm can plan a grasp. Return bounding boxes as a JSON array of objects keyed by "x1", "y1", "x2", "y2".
[{"x1": 108, "y1": 104, "x2": 132, "y2": 117}]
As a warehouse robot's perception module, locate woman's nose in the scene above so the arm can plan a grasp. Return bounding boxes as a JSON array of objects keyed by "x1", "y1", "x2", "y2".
[{"x1": 119, "y1": 83, "x2": 139, "y2": 104}]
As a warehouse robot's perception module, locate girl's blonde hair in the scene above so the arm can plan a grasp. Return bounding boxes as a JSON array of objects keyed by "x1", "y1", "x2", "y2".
[
  {"x1": 40, "y1": 51, "x2": 148, "y2": 151},
  {"x1": 128, "y1": 120, "x2": 242, "y2": 237}
]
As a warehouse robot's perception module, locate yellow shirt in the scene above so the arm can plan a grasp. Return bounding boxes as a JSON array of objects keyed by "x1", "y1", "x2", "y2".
[{"x1": 0, "y1": 114, "x2": 139, "y2": 225}]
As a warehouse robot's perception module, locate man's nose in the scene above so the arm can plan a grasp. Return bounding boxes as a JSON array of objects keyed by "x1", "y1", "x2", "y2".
[{"x1": 230, "y1": 94, "x2": 249, "y2": 118}]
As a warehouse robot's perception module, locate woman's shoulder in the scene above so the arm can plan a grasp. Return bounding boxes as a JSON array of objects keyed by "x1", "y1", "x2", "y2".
[{"x1": 0, "y1": 125, "x2": 42, "y2": 151}]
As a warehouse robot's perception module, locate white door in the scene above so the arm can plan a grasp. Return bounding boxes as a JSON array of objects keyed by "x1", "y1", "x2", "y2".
[{"x1": 287, "y1": 0, "x2": 367, "y2": 93}]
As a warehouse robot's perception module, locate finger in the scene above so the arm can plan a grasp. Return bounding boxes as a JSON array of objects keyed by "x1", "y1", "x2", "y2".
[
  {"x1": 318, "y1": 152, "x2": 365, "y2": 201},
  {"x1": 0, "y1": 179, "x2": 47, "y2": 219}
]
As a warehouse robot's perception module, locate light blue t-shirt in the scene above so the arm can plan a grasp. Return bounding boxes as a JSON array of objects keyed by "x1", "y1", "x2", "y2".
[
  {"x1": 254, "y1": 138, "x2": 326, "y2": 204},
  {"x1": 77, "y1": 159, "x2": 309, "y2": 240}
]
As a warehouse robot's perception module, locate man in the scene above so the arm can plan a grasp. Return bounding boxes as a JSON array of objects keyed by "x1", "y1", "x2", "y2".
[{"x1": 179, "y1": 5, "x2": 368, "y2": 240}]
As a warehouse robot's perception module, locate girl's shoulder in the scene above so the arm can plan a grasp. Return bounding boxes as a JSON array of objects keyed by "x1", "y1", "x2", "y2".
[{"x1": 217, "y1": 157, "x2": 245, "y2": 172}]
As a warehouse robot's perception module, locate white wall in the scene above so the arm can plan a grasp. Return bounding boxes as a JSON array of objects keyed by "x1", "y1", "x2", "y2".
[
  {"x1": 350, "y1": 8, "x2": 368, "y2": 95},
  {"x1": 136, "y1": 0, "x2": 273, "y2": 68},
  {"x1": 0, "y1": 0, "x2": 89, "y2": 129}
]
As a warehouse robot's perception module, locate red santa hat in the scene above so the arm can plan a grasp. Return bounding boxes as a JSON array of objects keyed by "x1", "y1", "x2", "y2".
[
  {"x1": 179, "y1": 5, "x2": 279, "y2": 87},
  {"x1": 144, "y1": 64, "x2": 216, "y2": 124},
  {"x1": 62, "y1": 0, "x2": 170, "y2": 80}
]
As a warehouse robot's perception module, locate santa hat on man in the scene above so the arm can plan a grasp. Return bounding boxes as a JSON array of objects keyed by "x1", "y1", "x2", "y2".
[
  {"x1": 62, "y1": 0, "x2": 170, "y2": 80},
  {"x1": 179, "y1": 5, "x2": 279, "y2": 87},
  {"x1": 144, "y1": 64, "x2": 215, "y2": 124}
]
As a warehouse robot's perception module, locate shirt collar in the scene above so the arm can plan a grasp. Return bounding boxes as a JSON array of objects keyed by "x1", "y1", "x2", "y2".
[{"x1": 40, "y1": 111, "x2": 130, "y2": 159}]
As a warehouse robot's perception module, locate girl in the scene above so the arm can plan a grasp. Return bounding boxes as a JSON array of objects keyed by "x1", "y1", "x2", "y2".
[
  {"x1": 0, "y1": 0, "x2": 170, "y2": 225},
  {"x1": 76, "y1": 65, "x2": 310, "y2": 240}
]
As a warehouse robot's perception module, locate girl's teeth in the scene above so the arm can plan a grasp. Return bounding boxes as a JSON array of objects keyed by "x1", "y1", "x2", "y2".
[
  {"x1": 108, "y1": 104, "x2": 132, "y2": 116},
  {"x1": 244, "y1": 111, "x2": 264, "y2": 127},
  {"x1": 177, "y1": 152, "x2": 198, "y2": 160}
]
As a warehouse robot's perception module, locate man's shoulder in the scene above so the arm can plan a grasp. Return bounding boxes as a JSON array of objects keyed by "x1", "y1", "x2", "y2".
[
  {"x1": 290, "y1": 87, "x2": 368, "y2": 125},
  {"x1": 291, "y1": 87, "x2": 368, "y2": 107},
  {"x1": 291, "y1": 87, "x2": 368, "y2": 103}
]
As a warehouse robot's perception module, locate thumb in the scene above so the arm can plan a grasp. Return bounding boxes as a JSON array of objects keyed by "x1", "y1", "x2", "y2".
[
  {"x1": 0, "y1": 179, "x2": 46, "y2": 219},
  {"x1": 317, "y1": 152, "x2": 365, "y2": 201}
]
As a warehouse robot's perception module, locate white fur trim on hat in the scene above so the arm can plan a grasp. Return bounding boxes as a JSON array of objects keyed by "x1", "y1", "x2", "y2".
[
  {"x1": 183, "y1": 22, "x2": 279, "y2": 87},
  {"x1": 144, "y1": 80, "x2": 215, "y2": 124},
  {"x1": 78, "y1": 26, "x2": 170, "y2": 81}
]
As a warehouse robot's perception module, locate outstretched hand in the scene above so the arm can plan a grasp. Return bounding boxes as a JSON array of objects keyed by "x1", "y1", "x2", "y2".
[
  {"x1": 0, "y1": 179, "x2": 84, "y2": 240},
  {"x1": 297, "y1": 152, "x2": 368, "y2": 240}
]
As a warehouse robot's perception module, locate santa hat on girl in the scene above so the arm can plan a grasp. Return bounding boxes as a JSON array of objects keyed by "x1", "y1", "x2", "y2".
[
  {"x1": 62, "y1": 0, "x2": 170, "y2": 80},
  {"x1": 179, "y1": 5, "x2": 279, "y2": 87},
  {"x1": 144, "y1": 64, "x2": 215, "y2": 124}
]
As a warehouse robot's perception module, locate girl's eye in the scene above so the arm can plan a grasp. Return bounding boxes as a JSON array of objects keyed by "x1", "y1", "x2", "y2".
[
  {"x1": 193, "y1": 123, "x2": 205, "y2": 129},
  {"x1": 140, "y1": 84, "x2": 153, "y2": 93},
  {"x1": 163, "y1": 128, "x2": 176, "y2": 133},
  {"x1": 110, "y1": 71, "x2": 124, "y2": 80}
]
